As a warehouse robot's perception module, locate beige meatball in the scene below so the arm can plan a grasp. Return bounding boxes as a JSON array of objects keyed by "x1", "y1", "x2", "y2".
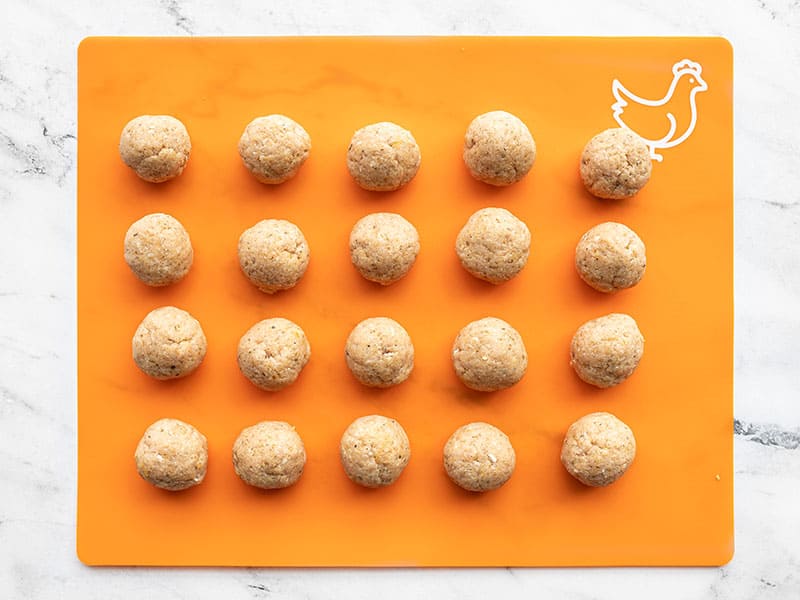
[
  {"x1": 349, "y1": 213, "x2": 420, "y2": 285},
  {"x1": 570, "y1": 313, "x2": 644, "y2": 388},
  {"x1": 238, "y1": 219, "x2": 310, "y2": 293},
  {"x1": 119, "y1": 115, "x2": 191, "y2": 183},
  {"x1": 452, "y1": 317, "x2": 527, "y2": 392},
  {"x1": 232, "y1": 421, "x2": 306, "y2": 489},
  {"x1": 575, "y1": 222, "x2": 646, "y2": 292},
  {"x1": 238, "y1": 115, "x2": 311, "y2": 184},
  {"x1": 132, "y1": 306, "x2": 207, "y2": 379},
  {"x1": 134, "y1": 418, "x2": 208, "y2": 491},
  {"x1": 561, "y1": 412, "x2": 636, "y2": 487},
  {"x1": 443, "y1": 422, "x2": 516, "y2": 492},
  {"x1": 456, "y1": 207, "x2": 531, "y2": 284},
  {"x1": 346, "y1": 122, "x2": 421, "y2": 191},
  {"x1": 124, "y1": 213, "x2": 193, "y2": 286},
  {"x1": 580, "y1": 128, "x2": 652, "y2": 199},
  {"x1": 463, "y1": 111, "x2": 536, "y2": 186},
  {"x1": 339, "y1": 415, "x2": 410, "y2": 488},
  {"x1": 237, "y1": 318, "x2": 310, "y2": 391},
  {"x1": 345, "y1": 317, "x2": 414, "y2": 388}
]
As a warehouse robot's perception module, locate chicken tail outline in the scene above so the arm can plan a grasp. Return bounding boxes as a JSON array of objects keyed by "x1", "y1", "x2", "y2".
[{"x1": 611, "y1": 59, "x2": 708, "y2": 162}]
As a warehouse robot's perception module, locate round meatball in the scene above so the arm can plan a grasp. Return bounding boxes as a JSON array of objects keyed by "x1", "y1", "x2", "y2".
[
  {"x1": 345, "y1": 317, "x2": 414, "y2": 388},
  {"x1": 456, "y1": 207, "x2": 531, "y2": 284},
  {"x1": 238, "y1": 115, "x2": 311, "y2": 184},
  {"x1": 238, "y1": 219, "x2": 310, "y2": 293},
  {"x1": 561, "y1": 412, "x2": 636, "y2": 487},
  {"x1": 237, "y1": 318, "x2": 310, "y2": 391},
  {"x1": 134, "y1": 418, "x2": 208, "y2": 491},
  {"x1": 463, "y1": 111, "x2": 536, "y2": 186},
  {"x1": 349, "y1": 213, "x2": 420, "y2": 285},
  {"x1": 580, "y1": 128, "x2": 652, "y2": 199},
  {"x1": 339, "y1": 415, "x2": 410, "y2": 488},
  {"x1": 119, "y1": 115, "x2": 191, "y2": 182},
  {"x1": 452, "y1": 317, "x2": 527, "y2": 392},
  {"x1": 132, "y1": 306, "x2": 207, "y2": 379},
  {"x1": 443, "y1": 422, "x2": 516, "y2": 492},
  {"x1": 346, "y1": 122, "x2": 421, "y2": 191},
  {"x1": 570, "y1": 313, "x2": 644, "y2": 388},
  {"x1": 575, "y1": 222, "x2": 646, "y2": 292},
  {"x1": 124, "y1": 213, "x2": 193, "y2": 286},
  {"x1": 232, "y1": 421, "x2": 306, "y2": 489}
]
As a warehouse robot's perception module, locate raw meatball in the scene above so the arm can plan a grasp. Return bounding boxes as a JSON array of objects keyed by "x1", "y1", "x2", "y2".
[
  {"x1": 339, "y1": 415, "x2": 410, "y2": 488},
  {"x1": 346, "y1": 122, "x2": 421, "y2": 191},
  {"x1": 570, "y1": 313, "x2": 644, "y2": 388},
  {"x1": 561, "y1": 412, "x2": 636, "y2": 487},
  {"x1": 132, "y1": 306, "x2": 207, "y2": 379},
  {"x1": 237, "y1": 318, "x2": 310, "y2": 391},
  {"x1": 452, "y1": 317, "x2": 527, "y2": 392},
  {"x1": 124, "y1": 213, "x2": 193, "y2": 286},
  {"x1": 463, "y1": 110, "x2": 536, "y2": 186},
  {"x1": 238, "y1": 115, "x2": 311, "y2": 184},
  {"x1": 443, "y1": 422, "x2": 516, "y2": 492},
  {"x1": 119, "y1": 115, "x2": 191, "y2": 183},
  {"x1": 456, "y1": 207, "x2": 531, "y2": 284},
  {"x1": 345, "y1": 317, "x2": 414, "y2": 388},
  {"x1": 580, "y1": 128, "x2": 652, "y2": 199},
  {"x1": 134, "y1": 418, "x2": 208, "y2": 491},
  {"x1": 232, "y1": 421, "x2": 306, "y2": 489},
  {"x1": 349, "y1": 213, "x2": 420, "y2": 285},
  {"x1": 575, "y1": 222, "x2": 646, "y2": 292},
  {"x1": 238, "y1": 219, "x2": 310, "y2": 293}
]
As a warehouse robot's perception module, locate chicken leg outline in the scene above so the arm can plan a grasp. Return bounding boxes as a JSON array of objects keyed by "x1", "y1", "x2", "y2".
[{"x1": 611, "y1": 59, "x2": 708, "y2": 162}]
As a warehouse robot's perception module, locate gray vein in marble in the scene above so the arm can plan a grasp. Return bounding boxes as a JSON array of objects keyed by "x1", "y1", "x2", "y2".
[
  {"x1": 764, "y1": 199, "x2": 799, "y2": 209},
  {"x1": 0, "y1": 335, "x2": 60, "y2": 361},
  {"x1": 247, "y1": 584, "x2": 272, "y2": 594},
  {"x1": 0, "y1": 385, "x2": 37, "y2": 414},
  {"x1": 734, "y1": 419, "x2": 800, "y2": 449},
  {"x1": 755, "y1": 0, "x2": 779, "y2": 20},
  {"x1": 160, "y1": 0, "x2": 194, "y2": 34},
  {"x1": 0, "y1": 130, "x2": 48, "y2": 176},
  {"x1": 40, "y1": 120, "x2": 76, "y2": 184}
]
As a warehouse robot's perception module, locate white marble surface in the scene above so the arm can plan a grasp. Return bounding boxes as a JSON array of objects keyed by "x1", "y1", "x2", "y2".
[{"x1": 1, "y1": 0, "x2": 798, "y2": 598}]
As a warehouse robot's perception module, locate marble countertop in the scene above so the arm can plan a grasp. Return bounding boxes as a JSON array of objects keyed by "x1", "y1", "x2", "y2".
[{"x1": 1, "y1": 0, "x2": 798, "y2": 598}]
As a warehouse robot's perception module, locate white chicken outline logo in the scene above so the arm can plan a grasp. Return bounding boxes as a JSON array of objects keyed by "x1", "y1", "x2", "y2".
[{"x1": 611, "y1": 59, "x2": 708, "y2": 162}]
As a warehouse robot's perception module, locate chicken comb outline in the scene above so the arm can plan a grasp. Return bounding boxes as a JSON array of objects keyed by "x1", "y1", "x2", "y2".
[
  {"x1": 673, "y1": 59, "x2": 703, "y2": 77},
  {"x1": 611, "y1": 58, "x2": 708, "y2": 162}
]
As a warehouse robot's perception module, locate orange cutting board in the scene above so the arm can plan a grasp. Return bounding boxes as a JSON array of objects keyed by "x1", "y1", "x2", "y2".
[{"x1": 77, "y1": 37, "x2": 733, "y2": 566}]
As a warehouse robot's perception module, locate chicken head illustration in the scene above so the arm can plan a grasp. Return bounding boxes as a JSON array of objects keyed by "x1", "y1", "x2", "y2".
[{"x1": 611, "y1": 59, "x2": 707, "y2": 162}]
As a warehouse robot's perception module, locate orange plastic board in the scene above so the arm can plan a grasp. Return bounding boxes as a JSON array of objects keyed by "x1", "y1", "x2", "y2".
[{"x1": 77, "y1": 37, "x2": 733, "y2": 566}]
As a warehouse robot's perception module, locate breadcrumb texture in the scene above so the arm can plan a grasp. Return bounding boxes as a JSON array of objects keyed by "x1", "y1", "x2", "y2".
[
  {"x1": 237, "y1": 318, "x2": 310, "y2": 391},
  {"x1": 238, "y1": 219, "x2": 310, "y2": 293},
  {"x1": 580, "y1": 128, "x2": 652, "y2": 199},
  {"x1": 346, "y1": 122, "x2": 420, "y2": 191},
  {"x1": 238, "y1": 115, "x2": 311, "y2": 184},
  {"x1": 119, "y1": 115, "x2": 191, "y2": 183},
  {"x1": 132, "y1": 306, "x2": 207, "y2": 380},
  {"x1": 463, "y1": 110, "x2": 536, "y2": 186},
  {"x1": 456, "y1": 207, "x2": 531, "y2": 284},
  {"x1": 124, "y1": 212, "x2": 193, "y2": 286},
  {"x1": 232, "y1": 421, "x2": 306, "y2": 489},
  {"x1": 575, "y1": 221, "x2": 646, "y2": 292},
  {"x1": 339, "y1": 415, "x2": 410, "y2": 488},
  {"x1": 349, "y1": 212, "x2": 420, "y2": 285},
  {"x1": 560, "y1": 412, "x2": 636, "y2": 487},
  {"x1": 134, "y1": 418, "x2": 208, "y2": 491},
  {"x1": 443, "y1": 422, "x2": 516, "y2": 492},
  {"x1": 452, "y1": 317, "x2": 527, "y2": 392},
  {"x1": 345, "y1": 317, "x2": 414, "y2": 388},
  {"x1": 570, "y1": 313, "x2": 644, "y2": 388}
]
